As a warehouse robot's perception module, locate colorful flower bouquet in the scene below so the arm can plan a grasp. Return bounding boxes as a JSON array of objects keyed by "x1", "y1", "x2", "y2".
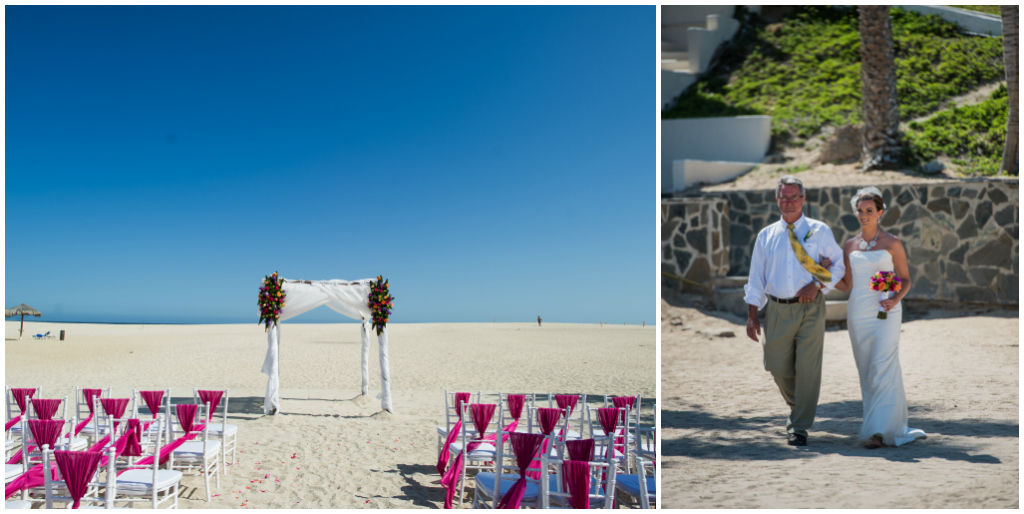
[
  {"x1": 368, "y1": 276, "x2": 394, "y2": 336},
  {"x1": 258, "y1": 272, "x2": 286, "y2": 331},
  {"x1": 869, "y1": 271, "x2": 902, "y2": 319}
]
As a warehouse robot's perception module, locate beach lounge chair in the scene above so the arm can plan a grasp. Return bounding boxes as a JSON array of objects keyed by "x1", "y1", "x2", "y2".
[
  {"x1": 30, "y1": 332, "x2": 51, "y2": 340},
  {"x1": 166, "y1": 404, "x2": 220, "y2": 502},
  {"x1": 193, "y1": 388, "x2": 237, "y2": 472}
]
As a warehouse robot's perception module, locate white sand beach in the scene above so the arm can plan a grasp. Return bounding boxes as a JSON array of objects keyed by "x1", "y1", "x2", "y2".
[
  {"x1": 5, "y1": 321, "x2": 655, "y2": 509},
  {"x1": 660, "y1": 299, "x2": 1018, "y2": 508}
]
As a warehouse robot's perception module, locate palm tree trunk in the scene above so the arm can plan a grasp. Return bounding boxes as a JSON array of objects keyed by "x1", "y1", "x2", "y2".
[
  {"x1": 20, "y1": 314, "x2": 25, "y2": 339},
  {"x1": 1001, "y1": 6, "x2": 1019, "y2": 175},
  {"x1": 858, "y1": 6, "x2": 901, "y2": 171}
]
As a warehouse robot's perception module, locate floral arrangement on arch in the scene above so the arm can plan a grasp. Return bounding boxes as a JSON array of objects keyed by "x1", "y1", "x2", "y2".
[
  {"x1": 258, "y1": 272, "x2": 286, "y2": 331},
  {"x1": 368, "y1": 276, "x2": 394, "y2": 336}
]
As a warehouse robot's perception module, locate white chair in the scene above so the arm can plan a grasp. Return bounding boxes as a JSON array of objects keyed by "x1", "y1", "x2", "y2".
[
  {"x1": 43, "y1": 445, "x2": 124, "y2": 509},
  {"x1": 13, "y1": 418, "x2": 74, "y2": 505},
  {"x1": 5, "y1": 387, "x2": 41, "y2": 443},
  {"x1": 132, "y1": 388, "x2": 173, "y2": 444},
  {"x1": 539, "y1": 441, "x2": 617, "y2": 509},
  {"x1": 167, "y1": 404, "x2": 220, "y2": 502},
  {"x1": 550, "y1": 393, "x2": 587, "y2": 439},
  {"x1": 437, "y1": 390, "x2": 481, "y2": 453},
  {"x1": 112, "y1": 415, "x2": 182, "y2": 509},
  {"x1": 587, "y1": 405, "x2": 631, "y2": 472},
  {"x1": 30, "y1": 397, "x2": 89, "y2": 452},
  {"x1": 615, "y1": 437, "x2": 655, "y2": 509},
  {"x1": 73, "y1": 387, "x2": 111, "y2": 443},
  {"x1": 472, "y1": 425, "x2": 546, "y2": 508},
  {"x1": 193, "y1": 388, "x2": 237, "y2": 472},
  {"x1": 448, "y1": 402, "x2": 503, "y2": 507}
]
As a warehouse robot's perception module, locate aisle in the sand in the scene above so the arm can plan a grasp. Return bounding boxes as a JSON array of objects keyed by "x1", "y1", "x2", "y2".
[{"x1": 258, "y1": 273, "x2": 395, "y2": 415}]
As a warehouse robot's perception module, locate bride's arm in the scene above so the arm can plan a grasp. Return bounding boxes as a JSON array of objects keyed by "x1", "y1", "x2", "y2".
[
  {"x1": 887, "y1": 237, "x2": 912, "y2": 303},
  {"x1": 833, "y1": 242, "x2": 854, "y2": 293}
]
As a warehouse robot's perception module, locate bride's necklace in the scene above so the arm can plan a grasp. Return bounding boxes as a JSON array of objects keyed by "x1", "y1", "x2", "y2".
[{"x1": 858, "y1": 231, "x2": 880, "y2": 250}]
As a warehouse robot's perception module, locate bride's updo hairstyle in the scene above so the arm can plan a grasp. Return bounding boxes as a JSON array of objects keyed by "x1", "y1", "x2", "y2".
[{"x1": 849, "y1": 186, "x2": 886, "y2": 214}]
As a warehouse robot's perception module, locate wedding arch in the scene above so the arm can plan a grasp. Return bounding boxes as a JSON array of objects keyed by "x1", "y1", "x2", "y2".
[{"x1": 259, "y1": 276, "x2": 394, "y2": 414}]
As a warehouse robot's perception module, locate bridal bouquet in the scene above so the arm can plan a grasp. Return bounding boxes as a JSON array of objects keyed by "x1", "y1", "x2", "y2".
[
  {"x1": 368, "y1": 276, "x2": 394, "y2": 336},
  {"x1": 258, "y1": 272, "x2": 286, "y2": 331},
  {"x1": 869, "y1": 271, "x2": 901, "y2": 319}
]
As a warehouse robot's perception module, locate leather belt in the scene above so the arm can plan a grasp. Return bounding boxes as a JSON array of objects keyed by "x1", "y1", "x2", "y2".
[{"x1": 769, "y1": 294, "x2": 800, "y2": 304}]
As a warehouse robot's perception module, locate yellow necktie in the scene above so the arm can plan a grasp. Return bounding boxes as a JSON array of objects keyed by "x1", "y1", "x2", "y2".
[{"x1": 788, "y1": 224, "x2": 831, "y2": 283}]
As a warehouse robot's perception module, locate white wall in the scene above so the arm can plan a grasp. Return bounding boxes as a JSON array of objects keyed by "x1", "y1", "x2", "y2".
[
  {"x1": 673, "y1": 160, "x2": 758, "y2": 190},
  {"x1": 661, "y1": 116, "x2": 772, "y2": 192},
  {"x1": 662, "y1": 5, "x2": 734, "y2": 27},
  {"x1": 662, "y1": 70, "x2": 698, "y2": 110}
]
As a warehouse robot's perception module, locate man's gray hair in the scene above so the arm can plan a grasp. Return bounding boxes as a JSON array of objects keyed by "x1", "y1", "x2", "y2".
[{"x1": 776, "y1": 176, "x2": 805, "y2": 197}]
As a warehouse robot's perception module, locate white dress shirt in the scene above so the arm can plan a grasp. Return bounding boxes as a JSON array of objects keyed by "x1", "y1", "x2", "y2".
[{"x1": 744, "y1": 214, "x2": 846, "y2": 310}]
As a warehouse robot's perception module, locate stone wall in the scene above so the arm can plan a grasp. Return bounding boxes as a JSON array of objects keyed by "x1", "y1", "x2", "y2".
[
  {"x1": 662, "y1": 179, "x2": 1019, "y2": 305},
  {"x1": 661, "y1": 197, "x2": 730, "y2": 291}
]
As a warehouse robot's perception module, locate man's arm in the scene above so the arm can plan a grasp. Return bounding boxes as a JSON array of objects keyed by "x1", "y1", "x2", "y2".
[
  {"x1": 817, "y1": 225, "x2": 846, "y2": 295},
  {"x1": 744, "y1": 231, "x2": 768, "y2": 341}
]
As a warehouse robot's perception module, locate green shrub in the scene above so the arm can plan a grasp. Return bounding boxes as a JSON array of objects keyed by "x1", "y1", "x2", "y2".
[
  {"x1": 903, "y1": 84, "x2": 1008, "y2": 176},
  {"x1": 664, "y1": 6, "x2": 1005, "y2": 144}
]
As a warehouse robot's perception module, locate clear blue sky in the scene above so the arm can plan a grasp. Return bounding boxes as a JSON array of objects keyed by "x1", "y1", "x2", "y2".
[{"x1": 5, "y1": 6, "x2": 655, "y2": 325}]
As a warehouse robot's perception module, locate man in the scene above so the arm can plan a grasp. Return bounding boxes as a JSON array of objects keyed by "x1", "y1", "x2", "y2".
[{"x1": 744, "y1": 176, "x2": 845, "y2": 446}]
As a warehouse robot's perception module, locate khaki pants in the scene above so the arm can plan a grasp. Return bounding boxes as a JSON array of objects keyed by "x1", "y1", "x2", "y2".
[{"x1": 763, "y1": 293, "x2": 825, "y2": 437}]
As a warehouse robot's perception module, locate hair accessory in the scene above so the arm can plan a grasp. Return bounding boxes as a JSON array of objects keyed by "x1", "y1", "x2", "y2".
[{"x1": 850, "y1": 186, "x2": 886, "y2": 212}]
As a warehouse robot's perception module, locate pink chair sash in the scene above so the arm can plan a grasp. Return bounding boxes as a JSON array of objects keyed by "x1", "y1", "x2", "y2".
[
  {"x1": 139, "y1": 390, "x2": 164, "y2": 418},
  {"x1": 435, "y1": 392, "x2": 471, "y2": 476},
  {"x1": 506, "y1": 395, "x2": 525, "y2": 420},
  {"x1": 31, "y1": 399, "x2": 61, "y2": 421},
  {"x1": 54, "y1": 450, "x2": 103, "y2": 508},
  {"x1": 440, "y1": 404, "x2": 496, "y2": 509},
  {"x1": 612, "y1": 396, "x2": 635, "y2": 422},
  {"x1": 73, "y1": 389, "x2": 103, "y2": 436},
  {"x1": 177, "y1": 404, "x2": 198, "y2": 433},
  {"x1": 11, "y1": 388, "x2": 35, "y2": 413},
  {"x1": 562, "y1": 460, "x2": 592, "y2": 509},
  {"x1": 597, "y1": 408, "x2": 620, "y2": 457},
  {"x1": 7, "y1": 419, "x2": 65, "y2": 464},
  {"x1": 537, "y1": 408, "x2": 562, "y2": 435},
  {"x1": 197, "y1": 390, "x2": 224, "y2": 421},
  {"x1": 554, "y1": 394, "x2": 579, "y2": 417},
  {"x1": 116, "y1": 419, "x2": 144, "y2": 458},
  {"x1": 453, "y1": 392, "x2": 470, "y2": 416},
  {"x1": 566, "y1": 438, "x2": 596, "y2": 462},
  {"x1": 496, "y1": 432, "x2": 545, "y2": 509}
]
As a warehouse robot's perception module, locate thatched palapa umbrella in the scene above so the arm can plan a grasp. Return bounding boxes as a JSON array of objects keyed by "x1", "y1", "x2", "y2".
[{"x1": 6, "y1": 304, "x2": 42, "y2": 340}]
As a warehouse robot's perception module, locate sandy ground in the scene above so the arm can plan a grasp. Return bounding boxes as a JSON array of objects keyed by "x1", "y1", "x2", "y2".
[
  {"x1": 5, "y1": 321, "x2": 655, "y2": 509},
  {"x1": 661, "y1": 298, "x2": 1019, "y2": 509}
]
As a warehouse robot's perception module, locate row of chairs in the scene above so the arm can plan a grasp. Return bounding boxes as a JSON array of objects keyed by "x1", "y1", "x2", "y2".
[
  {"x1": 437, "y1": 390, "x2": 656, "y2": 509},
  {"x1": 4, "y1": 386, "x2": 238, "y2": 509}
]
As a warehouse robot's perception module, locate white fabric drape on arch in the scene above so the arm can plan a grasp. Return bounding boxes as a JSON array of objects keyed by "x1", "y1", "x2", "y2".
[{"x1": 260, "y1": 278, "x2": 393, "y2": 414}]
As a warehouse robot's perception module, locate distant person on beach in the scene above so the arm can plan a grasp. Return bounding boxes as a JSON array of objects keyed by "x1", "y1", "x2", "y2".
[
  {"x1": 537, "y1": 316, "x2": 542, "y2": 327},
  {"x1": 823, "y1": 187, "x2": 925, "y2": 449},
  {"x1": 744, "y1": 176, "x2": 845, "y2": 447}
]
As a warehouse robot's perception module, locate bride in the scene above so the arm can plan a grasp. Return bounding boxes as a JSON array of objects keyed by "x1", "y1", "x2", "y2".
[{"x1": 827, "y1": 187, "x2": 926, "y2": 449}]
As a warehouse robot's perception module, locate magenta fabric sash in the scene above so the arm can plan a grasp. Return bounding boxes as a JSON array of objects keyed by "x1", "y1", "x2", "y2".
[
  {"x1": 73, "y1": 389, "x2": 103, "y2": 436},
  {"x1": 5, "y1": 461, "x2": 57, "y2": 500},
  {"x1": 139, "y1": 391, "x2": 164, "y2": 418},
  {"x1": 562, "y1": 460, "x2": 592, "y2": 509},
  {"x1": 597, "y1": 408, "x2": 620, "y2": 457},
  {"x1": 506, "y1": 395, "x2": 525, "y2": 420},
  {"x1": 525, "y1": 408, "x2": 564, "y2": 480},
  {"x1": 129, "y1": 405, "x2": 205, "y2": 469},
  {"x1": 496, "y1": 432, "x2": 545, "y2": 509},
  {"x1": 554, "y1": 394, "x2": 579, "y2": 417},
  {"x1": 453, "y1": 392, "x2": 470, "y2": 416},
  {"x1": 197, "y1": 390, "x2": 224, "y2": 421},
  {"x1": 440, "y1": 404, "x2": 495, "y2": 509},
  {"x1": 31, "y1": 399, "x2": 61, "y2": 421},
  {"x1": 5, "y1": 388, "x2": 36, "y2": 431},
  {"x1": 7, "y1": 419, "x2": 65, "y2": 465},
  {"x1": 612, "y1": 396, "x2": 635, "y2": 422},
  {"x1": 54, "y1": 450, "x2": 103, "y2": 509},
  {"x1": 100, "y1": 398, "x2": 130, "y2": 431},
  {"x1": 566, "y1": 438, "x2": 596, "y2": 462},
  {"x1": 116, "y1": 419, "x2": 144, "y2": 458},
  {"x1": 11, "y1": 388, "x2": 35, "y2": 413},
  {"x1": 435, "y1": 392, "x2": 472, "y2": 476}
]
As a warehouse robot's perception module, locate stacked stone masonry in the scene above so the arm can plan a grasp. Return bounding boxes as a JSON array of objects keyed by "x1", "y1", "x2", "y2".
[{"x1": 662, "y1": 180, "x2": 1018, "y2": 305}]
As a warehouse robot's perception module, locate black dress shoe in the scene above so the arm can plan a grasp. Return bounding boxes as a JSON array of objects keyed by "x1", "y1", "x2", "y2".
[{"x1": 788, "y1": 434, "x2": 807, "y2": 446}]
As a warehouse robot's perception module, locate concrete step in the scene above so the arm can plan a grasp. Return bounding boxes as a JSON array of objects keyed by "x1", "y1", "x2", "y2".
[
  {"x1": 661, "y1": 51, "x2": 689, "y2": 62},
  {"x1": 661, "y1": 60, "x2": 692, "y2": 72},
  {"x1": 661, "y1": 40, "x2": 677, "y2": 52}
]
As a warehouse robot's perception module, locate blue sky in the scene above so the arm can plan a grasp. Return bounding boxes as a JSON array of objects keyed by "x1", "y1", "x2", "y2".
[{"x1": 5, "y1": 6, "x2": 655, "y2": 325}]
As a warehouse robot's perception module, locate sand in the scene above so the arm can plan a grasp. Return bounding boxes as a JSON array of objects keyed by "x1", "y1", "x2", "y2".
[
  {"x1": 5, "y1": 321, "x2": 655, "y2": 509},
  {"x1": 660, "y1": 299, "x2": 1019, "y2": 508}
]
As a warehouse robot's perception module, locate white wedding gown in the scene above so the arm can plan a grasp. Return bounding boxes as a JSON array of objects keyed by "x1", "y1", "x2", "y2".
[{"x1": 847, "y1": 250, "x2": 926, "y2": 446}]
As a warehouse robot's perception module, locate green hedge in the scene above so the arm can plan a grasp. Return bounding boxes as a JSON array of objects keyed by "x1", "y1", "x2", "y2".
[{"x1": 904, "y1": 84, "x2": 1008, "y2": 176}]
